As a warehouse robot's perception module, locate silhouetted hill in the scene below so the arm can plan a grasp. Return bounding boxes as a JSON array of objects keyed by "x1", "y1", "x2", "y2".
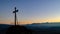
[
  {"x1": 0, "y1": 24, "x2": 32, "y2": 34},
  {"x1": 6, "y1": 25, "x2": 32, "y2": 34},
  {"x1": 0, "y1": 23, "x2": 60, "y2": 34}
]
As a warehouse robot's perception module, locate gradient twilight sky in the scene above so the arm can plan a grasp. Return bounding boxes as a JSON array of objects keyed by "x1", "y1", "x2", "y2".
[{"x1": 0, "y1": 0, "x2": 60, "y2": 24}]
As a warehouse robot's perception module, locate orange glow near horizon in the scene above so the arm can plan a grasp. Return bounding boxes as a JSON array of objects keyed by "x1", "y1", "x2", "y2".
[{"x1": 0, "y1": 17, "x2": 60, "y2": 25}]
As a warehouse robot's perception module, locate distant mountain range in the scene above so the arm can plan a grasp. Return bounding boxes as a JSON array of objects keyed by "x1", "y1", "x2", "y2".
[
  {"x1": 0, "y1": 23, "x2": 60, "y2": 30},
  {"x1": 25, "y1": 23, "x2": 60, "y2": 31}
]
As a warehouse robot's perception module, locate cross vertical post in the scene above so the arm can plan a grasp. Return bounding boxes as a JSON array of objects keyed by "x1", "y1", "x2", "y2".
[{"x1": 13, "y1": 7, "x2": 18, "y2": 26}]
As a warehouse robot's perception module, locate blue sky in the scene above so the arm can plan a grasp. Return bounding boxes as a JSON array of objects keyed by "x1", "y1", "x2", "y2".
[{"x1": 0, "y1": 0, "x2": 60, "y2": 24}]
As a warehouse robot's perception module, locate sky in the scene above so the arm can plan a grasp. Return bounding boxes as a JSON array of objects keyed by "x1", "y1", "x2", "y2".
[{"x1": 0, "y1": 0, "x2": 60, "y2": 24}]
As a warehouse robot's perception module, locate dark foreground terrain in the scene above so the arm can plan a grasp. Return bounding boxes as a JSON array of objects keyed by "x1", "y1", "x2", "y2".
[{"x1": 0, "y1": 24, "x2": 60, "y2": 34}]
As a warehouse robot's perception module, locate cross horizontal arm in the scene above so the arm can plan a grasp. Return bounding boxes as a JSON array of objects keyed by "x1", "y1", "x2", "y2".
[{"x1": 13, "y1": 10, "x2": 18, "y2": 13}]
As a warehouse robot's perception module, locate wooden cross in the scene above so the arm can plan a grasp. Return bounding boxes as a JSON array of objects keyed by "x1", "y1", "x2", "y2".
[{"x1": 13, "y1": 7, "x2": 18, "y2": 26}]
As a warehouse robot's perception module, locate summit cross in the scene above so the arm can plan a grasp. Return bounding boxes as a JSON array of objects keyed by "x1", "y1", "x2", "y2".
[{"x1": 13, "y1": 7, "x2": 18, "y2": 26}]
